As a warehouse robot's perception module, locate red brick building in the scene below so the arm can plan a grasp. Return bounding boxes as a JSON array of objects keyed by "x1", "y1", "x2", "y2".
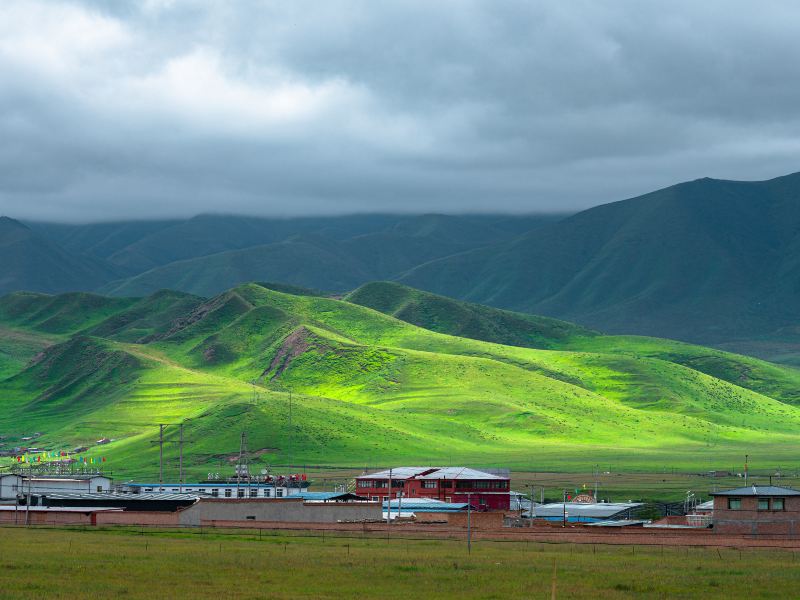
[
  {"x1": 711, "y1": 485, "x2": 800, "y2": 536},
  {"x1": 356, "y1": 467, "x2": 510, "y2": 511}
]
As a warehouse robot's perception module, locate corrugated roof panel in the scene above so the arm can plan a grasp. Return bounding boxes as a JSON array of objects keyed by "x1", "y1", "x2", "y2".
[{"x1": 710, "y1": 486, "x2": 800, "y2": 496}]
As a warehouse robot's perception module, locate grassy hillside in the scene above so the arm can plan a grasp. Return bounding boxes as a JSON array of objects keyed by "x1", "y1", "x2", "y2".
[
  {"x1": 2, "y1": 283, "x2": 800, "y2": 479},
  {"x1": 399, "y1": 172, "x2": 800, "y2": 362}
]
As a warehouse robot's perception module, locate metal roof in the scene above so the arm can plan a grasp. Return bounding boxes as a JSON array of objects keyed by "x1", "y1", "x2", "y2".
[
  {"x1": 359, "y1": 466, "x2": 505, "y2": 480},
  {"x1": 0, "y1": 505, "x2": 122, "y2": 513},
  {"x1": 125, "y1": 482, "x2": 285, "y2": 487},
  {"x1": 383, "y1": 497, "x2": 470, "y2": 512},
  {"x1": 532, "y1": 502, "x2": 643, "y2": 519},
  {"x1": 295, "y1": 492, "x2": 368, "y2": 501},
  {"x1": 41, "y1": 492, "x2": 201, "y2": 501},
  {"x1": 586, "y1": 519, "x2": 647, "y2": 527},
  {"x1": 710, "y1": 485, "x2": 800, "y2": 497}
]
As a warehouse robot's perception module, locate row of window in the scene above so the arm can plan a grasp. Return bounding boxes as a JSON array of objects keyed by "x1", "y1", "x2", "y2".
[
  {"x1": 141, "y1": 487, "x2": 285, "y2": 498},
  {"x1": 358, "y1": 479, "x2": 508, "y2": 490},
  {"x1": 727, "y1": 497, "x2": 785, "y2": 511}
]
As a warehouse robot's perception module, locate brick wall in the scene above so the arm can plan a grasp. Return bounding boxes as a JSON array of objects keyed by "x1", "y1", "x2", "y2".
[{"x1": 713, "y1": 496, "x2": 800, "y2": 536}]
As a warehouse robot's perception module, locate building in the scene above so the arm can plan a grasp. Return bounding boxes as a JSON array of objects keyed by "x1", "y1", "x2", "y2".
[
  {"x1": 0, "y1": 473, "x2": 111, "y2": 500},
  {"x1": 711, "y1": 485, "x2": 800, "y2": 536},
  {"x1": 40, "y1": 492, "x2": 200, "y2": 512},
  {"x1": 121, "y1": 480, "x2": 304, "y2": 499},
  {"x1": 356, "y1": 467, "x2": 510, "y2": 510},
  {"x1": 382, "y1": 497, "x2": 471, "y2": 519},
  {"x1": 530, "y1": 502, "x2": 645, "y2": 523}
]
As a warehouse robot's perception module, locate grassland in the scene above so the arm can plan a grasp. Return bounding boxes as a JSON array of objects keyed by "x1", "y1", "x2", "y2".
[
  {"x1": 1, "y1": 526, "x2": 798, "y2": 599},
  {"x1": 2, "y1": 282, "x2": 800, "y2": 481}
]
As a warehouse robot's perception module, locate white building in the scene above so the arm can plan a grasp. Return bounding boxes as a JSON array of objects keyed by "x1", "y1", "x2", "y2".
[
  {"x1": 121, "y1": 482, "x2": 303, "y2": 499},
  {"x1": 0, "y1": 474, "x2": 111, "y2": 500}
]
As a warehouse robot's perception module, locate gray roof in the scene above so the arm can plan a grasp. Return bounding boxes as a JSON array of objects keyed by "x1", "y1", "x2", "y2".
[
  {"x1": 383, "y1": 497, "x2": 470, "y2": 512},
  {"x1": 41, "y1": 492, "x2": 201, "y2": 501},
  {"x1": 710, "y1": 485, "x2": 800, "y2": 497},
  {"x1": 359, "y1": 466, "x2": 505, "y2": 480},
  {"x1": 0, "y1": 505, "x2": 122, "y2": 513},
  {"x1": 532, "y1": 502, "x2": 643, "y2": 519},
  {"x1": 295, "y1": 492, "x2": 368, "y2": 501}
]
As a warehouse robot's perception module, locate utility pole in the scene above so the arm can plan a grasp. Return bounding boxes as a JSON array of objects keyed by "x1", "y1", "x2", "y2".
[
  {"x1": 594, "y1": 464, "x2": 599, "y2": 500},
  {"x1": 25, "y1": 466, "x2": 31, "y2": 526},
  {"x1": 287, "y1": 390, "x2": 292, "y2": 470},
  {"x1": 745, "y1": 454, "x2": 749, "y2": 486},
  {"x1": 467, "y1": 492, "x2": 472, "y2": 554},
  {"x1": 179, "y1": 423, "x2": 184, "y2": 494},
  {"x1": 152, "y1": 424, "x2": 165, "y2": 492},
  {"x1": 386, "y1": 468, "x2": 393, "y2": 525}
]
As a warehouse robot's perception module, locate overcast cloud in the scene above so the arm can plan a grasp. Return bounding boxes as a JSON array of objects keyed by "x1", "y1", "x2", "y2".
[{"x1": 1, "y1": 0, "x2": 800, "y2": 221}]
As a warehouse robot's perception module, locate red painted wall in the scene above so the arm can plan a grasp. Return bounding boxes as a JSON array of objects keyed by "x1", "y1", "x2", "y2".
[{"x1": 356, "y1": 477, "x2": 510, "y2": 511}]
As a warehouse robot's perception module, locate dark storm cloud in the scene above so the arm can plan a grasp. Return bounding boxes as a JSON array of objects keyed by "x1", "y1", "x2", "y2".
[{"x1": 1, "y1": 0, "x2": 800, "y2": 221}]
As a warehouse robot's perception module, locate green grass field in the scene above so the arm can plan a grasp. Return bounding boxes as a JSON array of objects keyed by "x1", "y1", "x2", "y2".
[
  {"x1": 0, "y1": 526, "x2": 798, "y2": 599},
  {"x1": 2, "y1": 282, "x2": 800, "y2": 480}
]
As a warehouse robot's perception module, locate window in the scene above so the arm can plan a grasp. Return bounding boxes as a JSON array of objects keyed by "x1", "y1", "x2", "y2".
[
  {"x1": 758, "y1": 498, "x2": 770, "y2": 511},
  {"x1": 265, "y1": 489, "x2": 272, "y2": 497},
  {"x1": 422, "y1": 481, "x2": 437, "y2": 489},
  {"x1": 198, "y1": 489, "x2": 206, "y2": 494},
  {"x1": 211, "y1": 489, "x2": 219, "y2": 497},
  {"x1": 375, "y1": 480, "x2": 388, "y2": 489},
  {"x1": 392, "y1": 480, "x2": 404, "y2": 488},
  {"x1": 357, "y1": 480, "x2": 372, "y2": 488},
  {"x1": 773, "y1": 498, "x2": 785, "y2": 511},
  {"x1": 237, "y1": 489, "x2": 245, "y2": 498},
  {"x1": 277, "y1": 489, "x2": 283, "y2": 497},
  {"x1": 96, "y1": 486, "x2": 103, "y2": 492},
  {"x1": 246, "y1": 516, "x2": 255, "y2": 520},
  {"x1": 728, "y1": 498, "x2": 741, "y2": 510},
  {"x1": 144, "y1": 488, "x2": 153, "y2": 492},
  {"x1": 371, "y1": 496, "x2": 379, "y2": 501},
  {"x1": 224, "y1": 489, "x2": 232, "y2": 498},
  {"x1": 441, "y1": 480, "x2": 452, "y2": 488},
  {"x1": 249, "y1": 489, "x2": 258, "y2": 498}
]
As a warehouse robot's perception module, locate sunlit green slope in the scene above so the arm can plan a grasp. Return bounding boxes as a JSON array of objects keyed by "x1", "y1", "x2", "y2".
[{"x1": 1, "y1": 282, "x2": 800, "y2": 478}]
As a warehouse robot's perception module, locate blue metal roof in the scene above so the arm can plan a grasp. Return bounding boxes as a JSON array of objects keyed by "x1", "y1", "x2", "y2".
[{"x1": 382, "y1": 498, "x2": 469, "y2": 512}]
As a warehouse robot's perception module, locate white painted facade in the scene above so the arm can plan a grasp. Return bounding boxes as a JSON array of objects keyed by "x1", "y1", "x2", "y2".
[{"x1": 124, "y1": 482, "x2": 303, "y2": 499}]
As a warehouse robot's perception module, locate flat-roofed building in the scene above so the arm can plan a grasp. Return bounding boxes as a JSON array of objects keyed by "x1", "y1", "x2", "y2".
[
  {"x1": 711, "y1": 485, "x2": 800, "y2": 536},
  {"x1": 0, "y1": 474, "x2": 111, "y2": 500}
]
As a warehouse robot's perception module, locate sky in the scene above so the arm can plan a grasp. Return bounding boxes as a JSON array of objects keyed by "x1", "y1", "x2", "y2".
[{"x1": 1, "y1": 1, "x2": 800, "y2": 222}]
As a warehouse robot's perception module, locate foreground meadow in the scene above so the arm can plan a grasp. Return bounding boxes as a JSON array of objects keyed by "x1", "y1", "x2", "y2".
[{"x1": 0, "y1": 526, "x2": 798, "y2": 599}]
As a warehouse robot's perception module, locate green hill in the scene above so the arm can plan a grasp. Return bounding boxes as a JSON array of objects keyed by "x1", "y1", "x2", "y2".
[
  {"x1": 2, "y1": 282, "x2": 800, "y2": 478},
  {"x1": 399, "y1": 172, "x2": 800, "y2": 362}
]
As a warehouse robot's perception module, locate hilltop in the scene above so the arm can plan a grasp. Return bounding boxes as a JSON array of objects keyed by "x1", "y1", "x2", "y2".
[
  {"x1": 400, "y1": 172, "x2": 800, "y2": 362},
  {"x1": 2, "y1": 282, "x2": 800, "y2": 477}
]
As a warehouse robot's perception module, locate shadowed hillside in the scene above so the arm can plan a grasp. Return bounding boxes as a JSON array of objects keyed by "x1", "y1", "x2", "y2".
[
  {"x1": 400, "y1": 172, "x2": 800, "y2": 361},
  {"x1": 0, "y1": 217, "x2": 120, "y2": 296}
]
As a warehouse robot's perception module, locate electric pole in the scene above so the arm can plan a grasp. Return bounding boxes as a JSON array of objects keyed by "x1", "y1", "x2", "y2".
[{"x1": 179, "y1": 423, "x2": 184, "y2": 494}]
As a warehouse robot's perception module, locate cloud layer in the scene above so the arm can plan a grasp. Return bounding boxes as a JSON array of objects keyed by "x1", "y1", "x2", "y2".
[{"x1": 2, "y1": 0, "x2": 800, "y2": 221}]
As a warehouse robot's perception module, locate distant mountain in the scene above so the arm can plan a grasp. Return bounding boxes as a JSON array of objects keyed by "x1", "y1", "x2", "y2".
[
  {"x1": 97, "y1": 214, "x2": 561, "y2": 297},
  {"x1": 0, "y1": 217, "x2": 120, "y2": 296},
  {"x1": 399, "y1": 172, "x2": 800, "y2": 361}
]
